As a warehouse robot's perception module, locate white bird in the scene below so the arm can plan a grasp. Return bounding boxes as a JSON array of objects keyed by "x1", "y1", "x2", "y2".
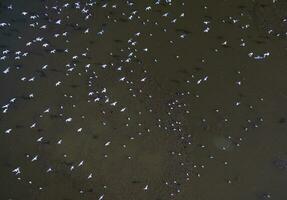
[
  {"x1": 2, "y1": 104, "x2": 9, "y2": 109},
  {"x1": 65, "y1": 118, "x2": 72, "y2": 122},
  {"x1": 5, "y1": 129, "x2": 12, "y2": 134},
  {"x1": 0, "y1": 23, "x2": 7, "y2": 27},
  {"x1": 12, "y1": 167, "x2": 21, "y2": 175},
  {"x1": 42, "y1": 65, "x2": 48, "y2": 70},
  {"x1": 97, "y1": 30, "x2": 104, "y2": 35},
  {"x1": 55, "y1": 81, "x2": 61, "y2": 86},
  {"x1": 10, "y1": 98, "x2": 16, "y2": 103},
  {"x1": 31, "y1": 155, "x2": 38, "y2": 162},
  {"x1": 28, "y1": 77, "x2": 35, "y2": 82},
  {"x1": 78, "y1": 160, "x2": 84, "y2": 167},
  {"x1": 110, "y1": 101, "x2": 117, "y2": 106},
  {"x1": 30, "y1": 123, "x2": 36, "y2": 128},
  {"x1": 119, "y1": 77, "x2": 126, "y2": 81},
  {"x1": 44, "y1": 108, "x2": 50, "y2": 113},
  {"x1": 3, "y1": 50, "x2": 9, "y2": 54},
  {"x1": 144, "y1": 185, "x2": 149, "y2": 191},
  {"x1": 162, "y1": 13, "x2": 169, "y2": 17},
  {"x1": 145, "y1": 6, "x2": 151, "y2": 11},
  {"x1": 37, "y1": 137, "x2": 43, "y2": 142},
  {"x1": 3, "y1": 67, "x2": 10, "y2": 74},
  {"x1": 105, "y1": 141, "x2": 111, "y2": 146}
]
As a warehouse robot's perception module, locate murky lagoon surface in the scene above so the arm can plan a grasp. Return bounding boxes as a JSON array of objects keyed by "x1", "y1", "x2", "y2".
[{"x1": 0, "y1": 0, "x2": 287, "y2": 199}]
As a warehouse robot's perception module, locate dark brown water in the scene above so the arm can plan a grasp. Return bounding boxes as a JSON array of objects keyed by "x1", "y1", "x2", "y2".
[{"x1": 1, "y1": 0, "x2": 287, "y2": 199}]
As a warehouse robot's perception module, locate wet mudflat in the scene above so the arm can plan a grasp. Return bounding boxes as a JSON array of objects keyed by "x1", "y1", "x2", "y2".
[{"x1": 0, "y1": 0, "x2": 287, "y2": 200}]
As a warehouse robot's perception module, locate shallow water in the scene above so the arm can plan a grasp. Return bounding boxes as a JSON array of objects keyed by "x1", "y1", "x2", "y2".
[{"x1": 1, "y1": 0, "x2": 287, "y2": 199}]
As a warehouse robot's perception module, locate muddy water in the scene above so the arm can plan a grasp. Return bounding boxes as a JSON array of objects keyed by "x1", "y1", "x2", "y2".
[{"x1": 0, "y1": 0, "x2": 287, "y2": 200}]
